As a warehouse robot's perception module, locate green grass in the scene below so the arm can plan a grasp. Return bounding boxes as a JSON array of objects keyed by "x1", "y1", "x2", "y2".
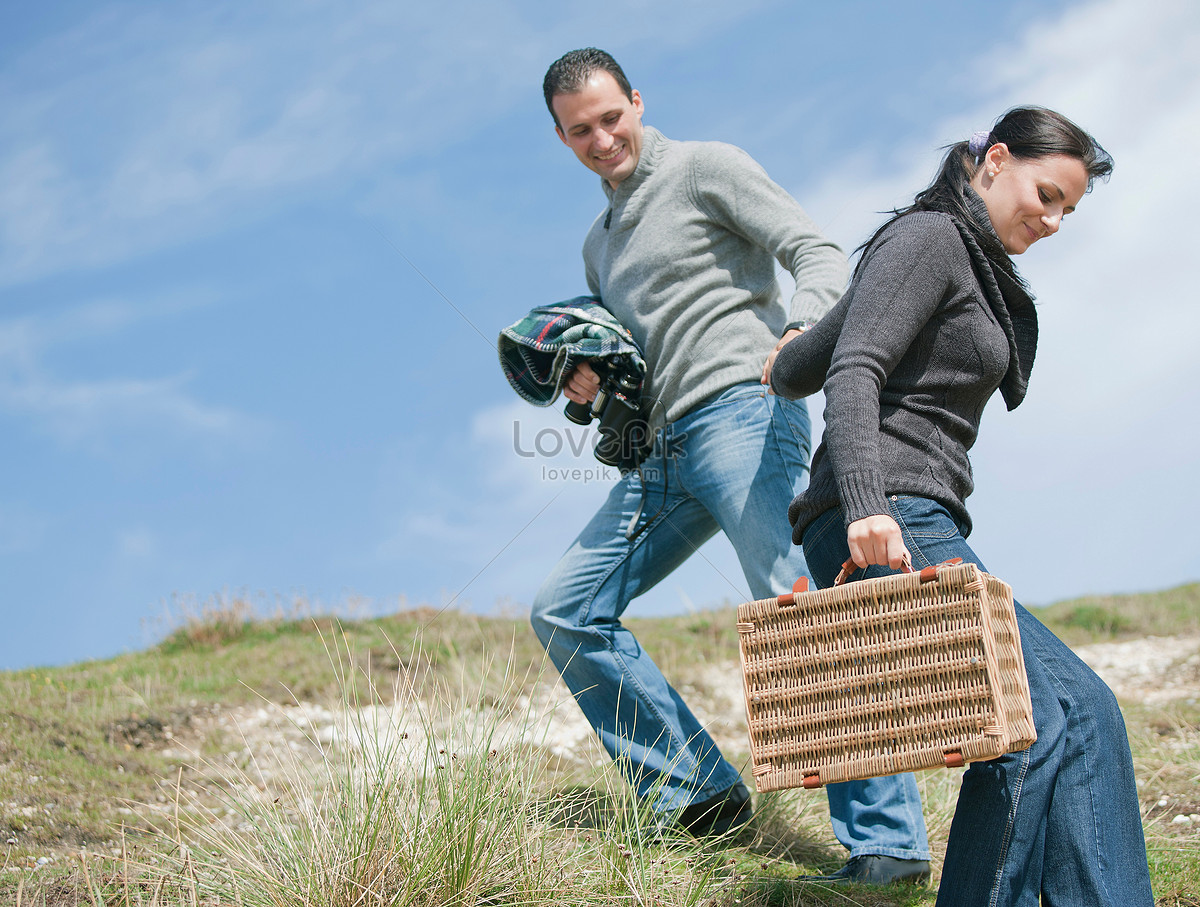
[
  {"x1": 1034, "y1": 581, "x2": 1200, "y2": 646},
  {"x1": 2, "y1": 585, "x2": 1198, "y2": 905}
]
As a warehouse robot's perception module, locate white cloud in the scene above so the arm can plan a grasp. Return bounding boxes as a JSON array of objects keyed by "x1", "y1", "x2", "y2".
[
  {"x1": 445, "y1": 0, "x2": 1200, "y2": 609},
  {"x1": 117, "y1": 528, "x2": 157, "y2": 559},
  {"x1": 1, "y1": 372, "x2": 250, "y2": 445},
  {"x1": 0, "y1": 0, "x2": 781, "y2": 287},
  {"x1": 370, "y1": 394, "x2": 753, "y2": 613},
  {"x1": 796, "y1": 0, "x2": 1200, "y2": 600},
  {"x1": 374, "y1": 399, "x2": 613, "y2": 567},
  {"x1": 961, "y1": 0, "x2": 1200, "y2": 598},
  {"x1": 0, "y1": 295, "x2": 264, "y2": 451},
  {"x1": 392, "y1": 0, "x2": 1200, "y2": 611},
  {"x1": 472, "y1": 399, "x2": 630, "y2": 494}
]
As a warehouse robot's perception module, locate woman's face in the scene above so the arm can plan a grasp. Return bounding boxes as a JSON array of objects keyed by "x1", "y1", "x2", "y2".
[{"x1": 973, "y1": 146, "x2": 1089, "y2": 255}]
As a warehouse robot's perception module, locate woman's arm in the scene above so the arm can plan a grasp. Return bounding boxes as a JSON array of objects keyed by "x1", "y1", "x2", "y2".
[
  {"x1": 768, "y1": 293, "x2": 851, "y2": 398},
  {"x1": 821, "y1": 215, "x2": 958, "y2": 535}
]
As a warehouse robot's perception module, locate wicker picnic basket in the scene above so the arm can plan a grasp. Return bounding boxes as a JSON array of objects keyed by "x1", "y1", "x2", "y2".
[{"x1": 737, "y1": 559, "x2": 1035, "y2": 791}]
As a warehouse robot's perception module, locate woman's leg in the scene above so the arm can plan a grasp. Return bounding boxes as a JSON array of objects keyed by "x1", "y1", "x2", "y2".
[{"x1": 802, "y1": 497, "x2": 1152, "y2": 906}]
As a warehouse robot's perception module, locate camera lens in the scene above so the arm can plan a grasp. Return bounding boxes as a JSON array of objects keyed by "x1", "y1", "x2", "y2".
[{"x1": 563, "y1": 398, "x2": 594, "y2": 425}]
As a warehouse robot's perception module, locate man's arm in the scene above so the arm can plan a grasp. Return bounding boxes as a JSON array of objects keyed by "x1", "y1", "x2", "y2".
[{"x1": 690, "y1": 143, "x2": 850, "y2": 327}]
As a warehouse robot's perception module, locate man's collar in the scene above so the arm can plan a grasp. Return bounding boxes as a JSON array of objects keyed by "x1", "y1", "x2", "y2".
[{"x1": 601, "y1": 125, "x2": 664, "y2": 199}]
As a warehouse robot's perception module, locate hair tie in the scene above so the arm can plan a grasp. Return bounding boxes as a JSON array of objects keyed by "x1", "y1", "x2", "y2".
[{"x1": 968, "y1": 130, "x2": 992, "y2": 158}]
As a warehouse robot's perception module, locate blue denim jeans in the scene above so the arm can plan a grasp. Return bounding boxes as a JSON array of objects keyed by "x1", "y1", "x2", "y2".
[
  {"x1": 531, "y1": 383, "x2": 929, "y2": 860},
  {"x1": 802, "y1": 496, "x2": 1154, "y2": 905}
]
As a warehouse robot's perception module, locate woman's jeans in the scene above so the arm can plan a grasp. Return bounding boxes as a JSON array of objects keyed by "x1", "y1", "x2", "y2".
[
  {"x1": 531, "y1": 383, "x2": 929, "y2": 860},
  {"x1": 802, "y1": 495, "x2": 1153, "y2": 905}
]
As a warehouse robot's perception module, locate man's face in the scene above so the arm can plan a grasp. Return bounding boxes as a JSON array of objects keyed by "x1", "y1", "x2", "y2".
[{"x1": 552, "y1": 71, "x2": 644, "y2": 188}]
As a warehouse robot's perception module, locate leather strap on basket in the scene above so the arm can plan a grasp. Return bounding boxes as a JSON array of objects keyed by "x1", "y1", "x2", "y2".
[
  {"x1": 776, "y1": 575, "x2": 810, "y2": 606},
  {"x1": 833, "y1": 556, "x2": 963, "y2": 586},
  {"x1": 778, "y1": 556, "x2": 967, "y2": 605}
]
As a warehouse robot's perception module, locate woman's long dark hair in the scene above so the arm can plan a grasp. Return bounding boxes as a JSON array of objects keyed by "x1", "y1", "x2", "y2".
[{"x1": 856, "y1": 107, "x2": 1114, "y2": 277}]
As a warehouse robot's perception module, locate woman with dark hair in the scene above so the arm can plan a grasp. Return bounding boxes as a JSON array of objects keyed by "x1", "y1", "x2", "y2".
[{"x1": 768, "y1": 107, "x2": 1154, "y2": 904}]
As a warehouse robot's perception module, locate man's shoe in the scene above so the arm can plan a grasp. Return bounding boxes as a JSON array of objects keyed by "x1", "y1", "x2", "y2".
[
  {"x1": 801, "y1": 855, "x2": 931, "y2": 884},
  {"x1": 677, "y1": 781, "x2": 752, "y2": 837}
]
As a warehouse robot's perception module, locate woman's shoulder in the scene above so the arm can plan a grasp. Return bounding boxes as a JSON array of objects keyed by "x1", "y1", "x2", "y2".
[
  {"x1": 866, "y1": 210, "x2": 972, "y2": 268},
  {"x1": 875, "y1": 210, "x2": 960, "y2": 243}
]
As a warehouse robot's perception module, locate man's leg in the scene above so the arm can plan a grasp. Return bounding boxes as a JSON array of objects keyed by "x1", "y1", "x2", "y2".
[
  {"x1": 530, "y1": 444, "x2": 744, "y2": 815},
  {"x1": 679, "y1": 385, "x2": 929, "y2": 869}
]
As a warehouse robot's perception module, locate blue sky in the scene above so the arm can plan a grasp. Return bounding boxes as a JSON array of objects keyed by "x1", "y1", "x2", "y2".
[{"x1": 3, "y1": 0, "x2": 1198, "y2": 670}]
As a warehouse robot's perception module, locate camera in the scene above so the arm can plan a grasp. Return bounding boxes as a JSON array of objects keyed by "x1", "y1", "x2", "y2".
[{"x1": 563, "y1": 356, "x2": 650, "y2": 470}]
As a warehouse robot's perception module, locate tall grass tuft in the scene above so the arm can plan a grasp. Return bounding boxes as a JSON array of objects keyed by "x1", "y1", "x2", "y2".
[
  {"x1": 146, "y1": 624, "x2": 736, "y2": 907},
  {"x1": 157, "y1": 593, "x2": 257, "y2": 651}
]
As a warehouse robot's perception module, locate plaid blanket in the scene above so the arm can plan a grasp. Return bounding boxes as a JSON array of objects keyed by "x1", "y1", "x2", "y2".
[{"x1": 498, "y1": 297, "x2": 645, "y2": 405}]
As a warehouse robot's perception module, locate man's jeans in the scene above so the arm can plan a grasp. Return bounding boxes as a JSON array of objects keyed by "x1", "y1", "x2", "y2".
[
  {"x1": 802, "y1": 496, "x2": 1153, "y2": 905},
  {"x1": 531, "y1": 382, "x2": 930, "y2": 860}
]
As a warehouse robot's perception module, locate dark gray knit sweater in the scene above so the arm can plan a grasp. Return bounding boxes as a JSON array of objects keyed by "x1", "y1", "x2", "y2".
[{"x1": 772, "y1": 196, "x2": 1037, "y2": 540}]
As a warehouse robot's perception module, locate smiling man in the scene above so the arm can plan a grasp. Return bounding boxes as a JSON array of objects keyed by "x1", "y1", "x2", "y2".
[
  {"x1": 553, "y1": 67, "x2": 644, "y2": 187},
  {"x1": 526, "y1": 48, "x2": 932, "y2": 884}
]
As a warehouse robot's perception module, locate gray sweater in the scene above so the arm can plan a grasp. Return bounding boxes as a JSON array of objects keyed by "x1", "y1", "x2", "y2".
[
  {"x1": 773, "y1": 203, "x2": 1037, "y2": 538},
  {"x1": 583, "y1": 126, "x2": 848, "y2": 426}
]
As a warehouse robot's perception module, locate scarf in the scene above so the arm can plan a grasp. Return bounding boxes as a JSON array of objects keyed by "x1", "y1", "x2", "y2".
[{"x1": 953, "y1": 187, "x2": 1038, "y2": 411}]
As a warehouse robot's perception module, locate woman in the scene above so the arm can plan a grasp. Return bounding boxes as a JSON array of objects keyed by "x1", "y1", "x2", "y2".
[{"x1": 770, "y1": 108, "x2": 1153, "y2": 905}]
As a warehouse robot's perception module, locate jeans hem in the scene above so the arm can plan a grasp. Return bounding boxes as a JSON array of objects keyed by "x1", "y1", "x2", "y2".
[{"x1": 846, "y1": 847, "x2": 933, "y2": 862}]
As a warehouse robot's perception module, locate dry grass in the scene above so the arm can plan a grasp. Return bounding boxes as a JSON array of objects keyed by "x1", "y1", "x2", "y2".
[{"x1": 2, "y1": 586, "x2": 1197, "y2": 905}]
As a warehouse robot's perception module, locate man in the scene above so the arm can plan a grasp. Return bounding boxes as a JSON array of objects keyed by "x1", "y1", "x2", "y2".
[{"x1": 530, "y1": 48, "x2": 930, "y2": 884}]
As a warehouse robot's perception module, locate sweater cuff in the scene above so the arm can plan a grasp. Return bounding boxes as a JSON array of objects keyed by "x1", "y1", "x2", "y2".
[{"x1": 835, "y1": 468, "x2": 891, "y2": 527}]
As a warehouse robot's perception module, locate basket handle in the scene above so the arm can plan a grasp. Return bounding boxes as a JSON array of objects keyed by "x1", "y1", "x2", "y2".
[
  {"x1": 834, "y1": 556, "x2": 963, "y2": 586},
  {"x1": 779, "y1": 556, "x2": 967, "y2": 604}
]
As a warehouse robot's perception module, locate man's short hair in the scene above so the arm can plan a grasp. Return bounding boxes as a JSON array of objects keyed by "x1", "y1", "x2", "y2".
[{"x1": 543, "y1": 48, "x2": 633, "y2": 130}]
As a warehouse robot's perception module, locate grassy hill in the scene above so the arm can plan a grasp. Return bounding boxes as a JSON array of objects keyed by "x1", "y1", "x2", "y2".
[
  {"x1": 1034, "y1": 581, "x2": 1200, "y2": 646},
  {"x1": 2, "y1": 585, "x2": 1197, "y2": 906}
]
